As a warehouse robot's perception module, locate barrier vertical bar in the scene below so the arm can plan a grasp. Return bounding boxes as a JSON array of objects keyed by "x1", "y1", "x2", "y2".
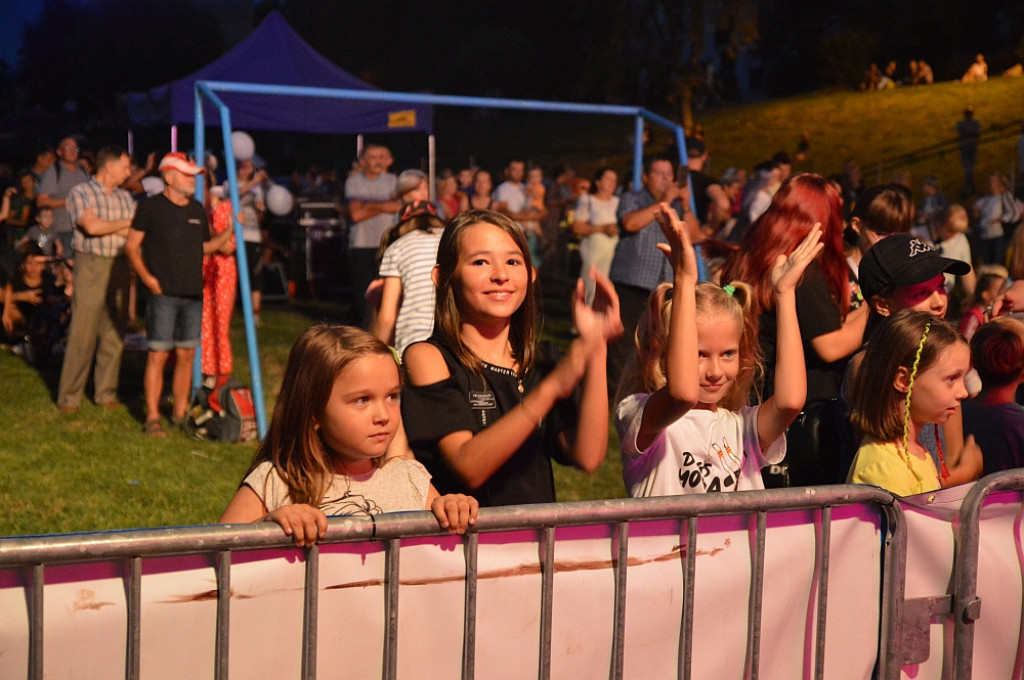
[
  {"x1": 877, "y1": 501, "x2": 906, "y2": 680},
  {"x1": 126, "y1": 557, "x2": 142, "y2": 680},
  {"x1": 813, "y1": 507, "x2": 832, "y2": 680},
  {"x1": 950, "y1": 471, "x2": 1024, "y2": 678},
  {"x1": 462, "y1": 533, "x2": 479, "y2": 680},
  {"x1": 680, "y1": 516, "x2": 697, "y2": 680},
  {"x1": 383, "y1": 539, "x2": 401, "y2": 680},
  {"x1": 28, "y1": 563, "x2": 43, "y2": 680},
  {"x1": 538, "y1": 526, "x2": 555, "y2": 680},
  {"x1": 302, "y1": 545, "x2": 319, "y2": 680},
  {"x1": 611, "y1": 522, "x2": 629, "y2": 680},
  {"x1": 746, "y1": 511, "x2": 767, "y2": 679},
  {"x1": 215, "y1": 550, "x2": 231, "y2": 680}
]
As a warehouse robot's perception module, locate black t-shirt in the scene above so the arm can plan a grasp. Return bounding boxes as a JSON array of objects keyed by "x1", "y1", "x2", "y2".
[
  {"x1": 689, "y1": 170, "x2": 721, "y2": 227},
  {"x1": 130, "y1": 194, "x2": 209, "y2": 297},
  {"x1": 401, "y1": 334, "x2": 574, "y2": 507},
  {"x1": 758, "y1": 261, "x2": 846, "y2": 405},
  {"x1": 11, "y1": 272, "x2": 52, "y2": 320}
]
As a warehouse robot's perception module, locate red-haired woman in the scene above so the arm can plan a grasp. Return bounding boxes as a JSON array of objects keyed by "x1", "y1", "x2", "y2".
[{"x1": 721, "y1": 173, "x2": 868, "y2": 486}]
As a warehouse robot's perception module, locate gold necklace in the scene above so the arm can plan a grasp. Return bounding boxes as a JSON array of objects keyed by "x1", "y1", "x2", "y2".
[
  {"x1": 479, "y1": 341, "x2": 523, "y2": 393},
  {"x1": 509, "y1": 341, "x2": 523, "y2": 393}
]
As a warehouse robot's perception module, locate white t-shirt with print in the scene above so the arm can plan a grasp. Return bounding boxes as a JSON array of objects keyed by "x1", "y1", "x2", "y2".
[{"x1": 616, "y1": 394, "x2": 785, "y2": 497}]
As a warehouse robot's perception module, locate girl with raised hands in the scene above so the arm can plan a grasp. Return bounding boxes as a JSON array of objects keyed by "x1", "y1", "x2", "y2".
[{"x1": 615, "y1": 204, "x2": 821, "y2": 495}]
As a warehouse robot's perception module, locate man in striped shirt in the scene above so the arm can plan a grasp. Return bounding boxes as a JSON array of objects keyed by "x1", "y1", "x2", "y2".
[{"x1": 56, "y1": 146, "x2": 136, "y2": 413}]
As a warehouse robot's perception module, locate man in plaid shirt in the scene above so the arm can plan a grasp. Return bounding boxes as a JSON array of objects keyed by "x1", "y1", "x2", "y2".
[{"x1": 56, "y1": 146, "x2": 135, "y2": 413}]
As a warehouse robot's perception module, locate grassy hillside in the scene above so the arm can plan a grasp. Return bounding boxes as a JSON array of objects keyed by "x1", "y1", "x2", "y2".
[
  {"x1": 438, "y1": 76, "x2": 1024, "y2": 198},
  {"x1": 698, "y1": 77, "x2": 1023, "y2": 193}
]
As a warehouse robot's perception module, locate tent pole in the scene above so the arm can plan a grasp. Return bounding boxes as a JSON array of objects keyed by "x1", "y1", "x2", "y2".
[
  {"x1": 171, "y1": 125, "x2": 178, "y2": 153},
  {"x1": 356, "y1": 134, "x2": 363, "y2": 159},
  {"x1": 428, "y1": 134, "x2": 436, "y2": 202},
  {"x1": 190, "y1": 104, "x2": 204, "y2": 403},
  {"x1": 196, "y1": 82, "x2": 269, "y2": 439},
  {"x1": 127, "y1": 130, "x2": 134, "y2": 156}
]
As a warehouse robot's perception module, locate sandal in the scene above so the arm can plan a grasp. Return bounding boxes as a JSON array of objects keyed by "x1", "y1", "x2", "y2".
[
  {"x1": 144, "y1": 419, "x2": 167, "y2": 438},
  {"x1": 170, "y1": 414, "x2": 187, "y2": 430}
]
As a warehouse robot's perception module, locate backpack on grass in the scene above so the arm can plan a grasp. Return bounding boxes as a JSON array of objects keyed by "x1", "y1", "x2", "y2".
[{"x1": 185, "y1": 379, "x2": 258, "y2": 443}]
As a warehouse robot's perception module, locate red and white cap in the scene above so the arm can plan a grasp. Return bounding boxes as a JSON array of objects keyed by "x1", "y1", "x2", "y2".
[{"x1": 158, "y1": 152, "x2": 205, "y2": 176}]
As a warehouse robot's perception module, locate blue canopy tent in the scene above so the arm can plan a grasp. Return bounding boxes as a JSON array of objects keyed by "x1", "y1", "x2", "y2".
[{"x1": 125, "y1": 11, "x2": 432, "y2": 134}]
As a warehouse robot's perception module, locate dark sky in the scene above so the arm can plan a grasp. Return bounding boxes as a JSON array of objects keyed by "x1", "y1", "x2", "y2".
[
  {"x1": 0, "y1": 0, "x2": 255, "y2": 66},
  {"x1": 0, "y1": 0, "x2": 39, "y2": 66}
]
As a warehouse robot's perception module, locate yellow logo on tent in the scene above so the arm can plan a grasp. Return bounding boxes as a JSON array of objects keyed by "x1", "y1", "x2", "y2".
[{"x1": 388, "y1": 110, "x2": 417, "y2": 128}]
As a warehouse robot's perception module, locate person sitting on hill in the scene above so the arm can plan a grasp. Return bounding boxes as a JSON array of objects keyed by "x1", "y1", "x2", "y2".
[
  {"x1": 860, "y1": 63, "x2": 881, "y2": 91},
  {"x1": 914, "y1": 60, "x2": 934, "y2": 85},
  {"x1": 877, "y1": 60, "x2": 898, "y2": 90},
  {"x1": 961, "y1": 54, "x2": 988, "y2": 83}
]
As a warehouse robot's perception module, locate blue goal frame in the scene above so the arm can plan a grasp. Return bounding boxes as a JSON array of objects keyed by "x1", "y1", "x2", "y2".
[{"x1": 193, "y1": 81, "x2": 698, "y2": 438}]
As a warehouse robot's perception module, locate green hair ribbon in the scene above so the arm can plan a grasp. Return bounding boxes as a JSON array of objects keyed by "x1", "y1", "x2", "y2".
[{"x1": 722, "y1": 284, "x2": 735, "y2": 297}]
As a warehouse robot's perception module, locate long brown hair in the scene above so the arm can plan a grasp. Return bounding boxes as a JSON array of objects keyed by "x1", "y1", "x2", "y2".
[
  {"x1": 850, "y1": 310, "x2": 963, "y2": 441},
  {"x1": 432, "y1": 210, "x2": 538, "y2": 377},
  {"x1": 244, "y1": 324, "x2": 397, "y2": 506}
]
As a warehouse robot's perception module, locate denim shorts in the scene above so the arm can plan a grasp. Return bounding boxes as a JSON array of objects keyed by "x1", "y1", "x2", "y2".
[{"x1": 146, "y1": 294, "x2": 202, "y2": 351}]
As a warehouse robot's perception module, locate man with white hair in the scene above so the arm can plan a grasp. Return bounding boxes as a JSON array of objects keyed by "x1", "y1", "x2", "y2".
[
  {"x1": 37, "y1": 136, "x2": 89, "y2": 258},
  {"x1": 345, "y1": 144, "x2": 399, "y2": 326},
  {"x1": 125, "y1": 153, "x2": 234, "y2": 436}
]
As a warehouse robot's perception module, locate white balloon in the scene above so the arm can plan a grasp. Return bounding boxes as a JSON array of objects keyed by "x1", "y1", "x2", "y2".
[
  {"x1": 140, "y1": 176, "x2": 165, "y2": 197},
  {"x1": 266, "y1": 184, "x2": 294, "y2": 216},
  {"x1": 231, "y1": 130, "x2": 255, "y2": 161}
]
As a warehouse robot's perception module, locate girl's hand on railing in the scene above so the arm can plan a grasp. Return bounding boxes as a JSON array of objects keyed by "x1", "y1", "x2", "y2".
[
  {"x1": 265, "y1": 504, "x2": 328, "y2": 547},
  {"x1": 430, "y1": 494, "x2": 479, "y2": 534}
]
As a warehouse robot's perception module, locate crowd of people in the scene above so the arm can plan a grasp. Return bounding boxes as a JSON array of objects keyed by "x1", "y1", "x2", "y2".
[
  {"x1": 860, "y1": 59, "x2": 936, "y2": 91},
  {"x1": 858, "y1": 52, "x2": 1024, "y2": 92},
  {"x1": 3, "y1": 123, "x2": 1024, "y2": 543}
]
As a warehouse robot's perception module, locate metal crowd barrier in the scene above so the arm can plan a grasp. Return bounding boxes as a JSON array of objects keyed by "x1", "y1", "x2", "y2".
[
  {"x1": 953, "y1": 468, "x2": 1024, "y2": 679},
  {"x1": 0, "y1": 485, "x2": 904, "y2": 680}
]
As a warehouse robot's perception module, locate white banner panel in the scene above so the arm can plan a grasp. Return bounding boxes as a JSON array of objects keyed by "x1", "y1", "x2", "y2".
[
  {"x1": 898, "y1": 485, "x2": 1024, "y2": 679},
  {"x1": 0, "y1": 505, "x2": 884, "y2": 679}
]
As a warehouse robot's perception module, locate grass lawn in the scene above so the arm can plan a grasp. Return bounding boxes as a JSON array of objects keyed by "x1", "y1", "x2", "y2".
[{"x1": 0, "y1": 284, "x2": 626, "y2": 538}]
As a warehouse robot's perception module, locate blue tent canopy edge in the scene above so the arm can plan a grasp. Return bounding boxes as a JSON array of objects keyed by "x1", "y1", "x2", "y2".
[{"x1": 125, "y1": 11, "x2": 432, "y2": 134}]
